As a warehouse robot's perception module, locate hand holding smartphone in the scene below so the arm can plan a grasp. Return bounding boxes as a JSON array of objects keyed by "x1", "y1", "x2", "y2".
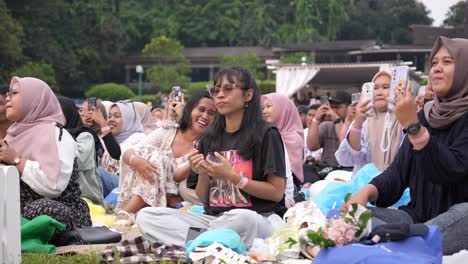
[
  {"x1": 172, "y1": 86, "x2": 183, "y2": 103},
  {"x1": 389, "y1": 66, "x2": 409, "y2": 111},
  {"x1": 360, "y1": 82, "x2": 375, "y2": 116},
  {"x1": 351, "y1": 93, "x2": 361, "y2": 106},
  {"x1": 87, "y1": 97, "x2": 97, "y2": 111}
]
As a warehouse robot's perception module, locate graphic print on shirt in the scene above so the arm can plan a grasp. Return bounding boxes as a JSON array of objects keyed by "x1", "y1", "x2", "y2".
[{"x1": 209, "y1": 149, "x2": 253, "y2": 207}]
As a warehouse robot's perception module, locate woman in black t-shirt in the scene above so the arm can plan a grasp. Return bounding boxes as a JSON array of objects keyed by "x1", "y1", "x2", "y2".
[{"x1": 136, "y1": 67, "x2": 286, "y2": 249}]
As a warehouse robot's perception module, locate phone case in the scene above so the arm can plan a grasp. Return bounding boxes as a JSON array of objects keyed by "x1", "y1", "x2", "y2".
[
  {"x1": 389, "y1": 66, "x2": 409, "y2": 111},
  {"x1": 351, "y1": 93, "x2": 361, "y2": 105},
  {"x1": 361, "y1": 82, "x2": 374, "y2": 116}
]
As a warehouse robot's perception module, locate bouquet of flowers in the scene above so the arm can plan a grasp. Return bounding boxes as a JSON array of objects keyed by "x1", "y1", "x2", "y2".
[{"x1": 299, "y1": 193, "x2": 372, "y2": 257}]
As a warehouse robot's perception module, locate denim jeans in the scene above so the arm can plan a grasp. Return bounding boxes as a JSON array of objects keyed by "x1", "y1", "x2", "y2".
[
  {"x1": 98, "y1": 167, "x2": 119, "y2": 198},
  {"x1": 371, "y1": 203, "x2": 468, "y2": 255}
]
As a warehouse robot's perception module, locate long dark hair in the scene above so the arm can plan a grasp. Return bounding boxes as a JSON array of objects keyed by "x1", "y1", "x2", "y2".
[
  {"x1": 57, "y1": 96, "x2": 104, "y2": 161},
  {"x1": 198, "y1": 66, "x2": 267, "y2": 160},
  {"x1": 179, "y1": 90, "x2": 212, "y2": 132}
]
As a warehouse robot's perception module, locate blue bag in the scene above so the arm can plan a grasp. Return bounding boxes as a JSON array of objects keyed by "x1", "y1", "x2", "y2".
[
  {"x1": 313, "y1": 164, "x2": 411, "y2": 215},
  {"x1": 313, "y1": 225, "x2": 442, "y2": 264},
  {"x1": 185, "y1": 229, "x2": 247, "y2": 261}
]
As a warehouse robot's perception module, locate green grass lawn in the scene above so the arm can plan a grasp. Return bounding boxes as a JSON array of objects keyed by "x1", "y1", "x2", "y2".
[{"x1": 22, "y1": 253, "x2": 183, "y2": 264}]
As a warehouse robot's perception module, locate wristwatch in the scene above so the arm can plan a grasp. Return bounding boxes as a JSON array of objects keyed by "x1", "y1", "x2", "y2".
[
  {"x1": 404, "y1": 122, "x2": 422, "y2": 135},
  {"x1": 333, "y1": 118, "x2": 342, "y2": 124}
]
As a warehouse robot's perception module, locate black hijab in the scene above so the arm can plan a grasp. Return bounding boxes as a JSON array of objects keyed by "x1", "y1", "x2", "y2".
[{"x1": 57, "y1": 96, "x2": 104, "y2": 160}]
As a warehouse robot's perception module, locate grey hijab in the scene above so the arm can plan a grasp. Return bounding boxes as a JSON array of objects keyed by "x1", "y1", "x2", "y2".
[{"x1": 112, "y1": 102, "x2": 144, "y2": 144}]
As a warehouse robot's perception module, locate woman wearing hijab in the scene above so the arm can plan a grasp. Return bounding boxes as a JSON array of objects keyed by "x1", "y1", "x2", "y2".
[
  {"x1": 261, "y1": 93, "x2": 304, "y2": 207},
  {"x1": 0, "y1": 77, "x2": 91, "y2": 231},
  {"x1": 99, "y1": 102, "x2": 145, "y2": 196},
  {"x1": 346, "y1": 37, "x2": 468, "y2": 255},
  {"x1": 134, "y1": 101, "x2": 156, "y2": 134},
  {"x1": 58, "y1": 96, "x2": 105, "y2": 205},
  {"x1": 335, "y1": 71, "x2": 404, "y2": 176},
  {"x1": 79, "y1": 99, "x2": 121, "y2": 161}
]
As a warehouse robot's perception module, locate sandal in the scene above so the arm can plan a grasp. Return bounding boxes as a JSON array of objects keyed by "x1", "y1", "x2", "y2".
[{"x1": 111, "y1": 210, "x2": 135, "y2": 233}]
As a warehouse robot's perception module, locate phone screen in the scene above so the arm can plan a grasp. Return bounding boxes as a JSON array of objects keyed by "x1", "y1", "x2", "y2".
[
  {"x1": 172, "y1": 86, "x2": 182, "y2": 102},
  {"x1": 389, "y1": 66, "x2": 409, "y2": 110},
  {"x1": 319, "y1": 95, "x2": 329, "y2": 105}
]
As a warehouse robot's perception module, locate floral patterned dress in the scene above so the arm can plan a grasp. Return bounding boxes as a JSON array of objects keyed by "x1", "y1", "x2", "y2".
[{"x1": 116, "y1": 123, "x2": 189, "y2": 210}]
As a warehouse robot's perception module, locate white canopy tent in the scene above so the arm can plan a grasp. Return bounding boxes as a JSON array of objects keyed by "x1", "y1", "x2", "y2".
[{"x1": 275, "y1": 65, "x2": 320, "y2": 97}]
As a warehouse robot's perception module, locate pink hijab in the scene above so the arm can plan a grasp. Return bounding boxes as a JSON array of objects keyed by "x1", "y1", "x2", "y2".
[
  {"x1": 5, "y1": 77, "x2": 66, "y2": 182},
  {"x1": 262, "y1": 93, "x2": 305, "y2": 182}
]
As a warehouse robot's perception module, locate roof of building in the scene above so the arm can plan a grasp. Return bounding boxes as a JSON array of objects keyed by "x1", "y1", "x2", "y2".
[{"x1": 272, "y1": 40, "x2": 377, "y2": 52}]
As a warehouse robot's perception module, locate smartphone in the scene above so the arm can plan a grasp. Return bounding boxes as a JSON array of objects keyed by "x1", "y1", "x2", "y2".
[
  {"x1": 185, "y1": 227, "x2": 207, "y2": 243},
  {"x1": 172, "y1": 86, "x2": 182, "y2": 102},
  {"x1": 389, "y1": 66, "x2": 409, "y2": 111},
  {"x1": 361, "y1": 82, "x2": 375, "y2": 116},
  {"x1": 87, "y1": 97, "x2": 96, "y2": 111},
  {"x1": 351, "y1": 93, "x2": 361, "y2": 106},
  {"x1": 319, "y1": 95, "x2": 329, "y2": 105}
]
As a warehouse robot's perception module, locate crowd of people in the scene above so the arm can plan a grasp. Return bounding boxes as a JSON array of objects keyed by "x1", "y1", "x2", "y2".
[{"x1": 2, "y1": 36, "x2": 467, "y2": 256}]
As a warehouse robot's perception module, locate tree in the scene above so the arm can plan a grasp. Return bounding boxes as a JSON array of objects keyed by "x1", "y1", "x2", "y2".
[
  {"x1": 142, "y1": 36, "x2": 191, "y2": 91},
  {"x1": 0, "y1": 0, "x2": 23, "y2": 83},
  {"x1": 337, "y1": 0, "x2": 433, "y2": 44},
  {"x1": 5, "y1": 0, "x2": 127, "y2": 96},
  {"x1": 12, "y1": 63, "x2": 59, "y2": 93},
  {"x1": 443, "y1": 1, "x2": 467, "y2": 26},
  {"x1": 220, "y1": 51, "x2": 265, "y2": 80}
]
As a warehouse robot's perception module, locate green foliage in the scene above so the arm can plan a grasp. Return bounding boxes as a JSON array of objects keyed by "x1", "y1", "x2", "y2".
[
  {"x1": 143, "y1": 36, "x2": 186, "y2": 62},
  {"x1": 133, "y1": 94, "x2": 159, "y2": 106},
  {"x1": 12, "y1": 63, "x2": 59, "y2": 93},
  {"x1": 307, "y1": 227, "x2": 335, "y2": 248},
  {"x1": 0, "y1": 0, "x2": 23, "y2": 83},
  {"x1": 85, "y1": 83, "x2": 135, "y2": 101},
  {"x1": 2, "y1": 0, "x2": 434, "y2": 94},
  {"x1": 220, "y1": 51, "x2": 265, "y2": 80},
  {"x1": 443, "y1": 1, "x2": 466, "y2": 26},
  {"x1": 337, "y1": 0, "x2": 433, "y2": 44},
  {"x1": 188, "y1": 81, "x2": 211, "y2": 97},
  {"x1": 5, "y1": 0, "x2": 127, "y2": 96},
  {"x1": 257, "y1": 80, "x2": 276, "y2": 94},
  {"x1": 143, "y1": 36, "x2": 191, "y2": 92}
]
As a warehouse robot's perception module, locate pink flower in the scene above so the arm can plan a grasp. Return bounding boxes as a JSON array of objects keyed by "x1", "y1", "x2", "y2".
[{"x1": 322, "y1": 218, "x2": 357, "y2": 246}]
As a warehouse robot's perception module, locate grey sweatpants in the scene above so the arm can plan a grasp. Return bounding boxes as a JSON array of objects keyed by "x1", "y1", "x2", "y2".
[{"x1": 136, "y1": 207, "x2": 275, "y2": 248}]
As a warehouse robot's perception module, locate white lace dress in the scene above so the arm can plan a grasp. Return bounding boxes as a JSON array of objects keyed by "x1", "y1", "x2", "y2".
[{"x1": 116, "y1": 123, "x2": 189, "y2": 210}]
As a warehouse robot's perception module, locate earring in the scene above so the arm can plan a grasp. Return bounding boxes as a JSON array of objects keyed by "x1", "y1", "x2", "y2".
[{"x1": 245, "y1": 102, "x2": 249, "y2": 108}]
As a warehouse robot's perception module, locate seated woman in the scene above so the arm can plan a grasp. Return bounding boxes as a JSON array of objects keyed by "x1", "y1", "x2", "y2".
[
  {"x1": 134, "y1": 101, "x2": 156, "y2": 134},
  {"x1": 79, "y1": 98, "x2": 121, "y2": 162},
  {"x1": 136, "y1": 67, "x2": 286, "y2": 249},
  {"x1": 58, "y1": 96, "x2": 105, "y2": 206},
  {"x1": 346, "y1": 37, "x2": 468, "y2": 255},
  {"x1": 261, "y1": 93, "x2": 304, "y2": 207},
  {"x1": 116, "y1": 91, "x2": 216, "y2": 221},
  {"x1": 79, "y1": 98, "x2": 122, "y2": 197},
  {"x1": 99, "y1": 101, "x2": 146, "y2": 196},
  {"x1": 335, "y1": 71, "x2": 404, "y2": 175},
  {"x1": 0, "y1": 77, "x2": 91, "y2": 231}
]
